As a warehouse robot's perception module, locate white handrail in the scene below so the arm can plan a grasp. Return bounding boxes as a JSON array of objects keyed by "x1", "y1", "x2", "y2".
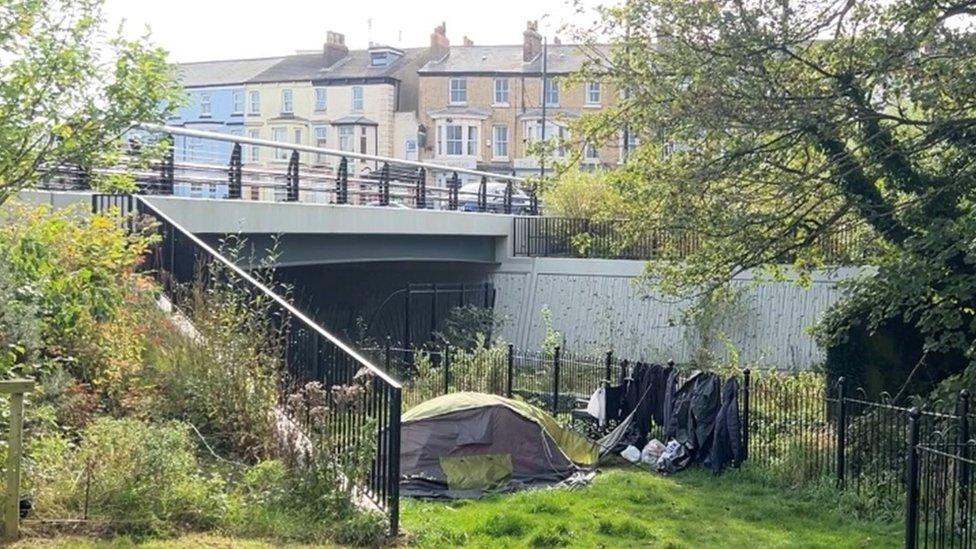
[{"x1": 140, "y1": 124, "x2": 528, "y2": 184}]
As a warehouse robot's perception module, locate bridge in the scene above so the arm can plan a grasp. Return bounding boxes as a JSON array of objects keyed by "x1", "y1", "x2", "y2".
[{"x1": 30, "y1": 126, "x2": 866, "y2": 370}]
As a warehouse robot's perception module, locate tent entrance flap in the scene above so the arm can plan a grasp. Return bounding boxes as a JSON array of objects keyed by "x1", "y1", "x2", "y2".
[{"x1": 440, "y1": 453, "x2": 513, "y2": 490}]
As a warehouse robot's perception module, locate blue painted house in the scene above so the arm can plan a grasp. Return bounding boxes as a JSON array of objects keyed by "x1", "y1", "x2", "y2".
[{"x1": 171, "y1": 57, "x2": 285, "y2": 198}]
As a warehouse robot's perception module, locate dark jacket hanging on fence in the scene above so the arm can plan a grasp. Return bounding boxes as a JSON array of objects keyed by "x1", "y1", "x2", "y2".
[
  {"x1": 705, "y1": 377, "x2": 742, "y2": 473},
  {"x1": 622, "y1": 362, "x2": 673, "y2": 447}
]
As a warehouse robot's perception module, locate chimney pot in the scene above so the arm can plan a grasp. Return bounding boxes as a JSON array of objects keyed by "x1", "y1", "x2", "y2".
[
  {"x1": 323, "y1": 30, "x2": 349, "y2": 67},
  {"x1": 430, "y1": 21, "x2": 450, "y2": 59},
  {"x1": 463, "y1": 35, "x2": 474, "y2": 46},
  {"x1": 523, "y1": 19, "x2": 542, "y2": 62}
]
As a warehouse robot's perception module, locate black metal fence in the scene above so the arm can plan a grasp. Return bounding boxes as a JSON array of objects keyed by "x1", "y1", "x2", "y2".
[
  {"x1": 93, "y1": 194, "x2": 404, "y2": 534},
  {"x1": 513, "y1": 216, "x2": 878, "y2": 264},
  {"x1": 47, "y1": 126, "x2": 535, "y2": 215}
]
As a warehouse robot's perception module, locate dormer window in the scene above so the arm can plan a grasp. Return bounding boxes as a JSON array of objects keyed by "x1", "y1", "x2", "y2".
[{"x1": 370, "y1": 52, "x2": 388, "y2": 66}]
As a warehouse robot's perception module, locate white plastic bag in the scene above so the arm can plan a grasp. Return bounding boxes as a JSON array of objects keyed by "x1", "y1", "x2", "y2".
[
  {"x1": 620, "y1": 445, "x2": 641, "y2": 463},
  {"x1": 640, "y1": 439, "x2": 666, "y2": 465}
]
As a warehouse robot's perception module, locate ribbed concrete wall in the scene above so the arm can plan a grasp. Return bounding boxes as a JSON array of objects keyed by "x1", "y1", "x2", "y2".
[{"x1": 492, "y1": 257, "x2": 865, "y2": 370}]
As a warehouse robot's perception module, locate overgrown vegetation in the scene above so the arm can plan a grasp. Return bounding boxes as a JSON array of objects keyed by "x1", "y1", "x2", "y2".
[{"x1": 0, "y1": 202, "x2": 386, "y2": 544}]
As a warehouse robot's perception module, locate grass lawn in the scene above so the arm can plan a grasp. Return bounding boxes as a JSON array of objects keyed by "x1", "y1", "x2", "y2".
[
  {"x1": 12, "y1": 534, "x2": 335, "y2": 548},
  {"x1": 400, "y1": 467, "x2": 903, "y2": 548}
]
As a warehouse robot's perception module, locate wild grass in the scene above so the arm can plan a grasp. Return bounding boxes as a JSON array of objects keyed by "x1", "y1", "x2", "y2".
[{"x1": 401, "y1": 467, "x2": 903, "y2": 548}]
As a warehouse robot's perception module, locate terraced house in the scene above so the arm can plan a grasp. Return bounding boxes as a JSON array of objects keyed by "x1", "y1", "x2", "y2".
[
  {"x1": 417, "y1": 21, "x2": 621, "y2": 183},
  {"x1": 170, "y1": 56, "x2": 286, "y2": 198},
  {"x1": 173, "y1": 31, "x2": 435, "y2": 200}
]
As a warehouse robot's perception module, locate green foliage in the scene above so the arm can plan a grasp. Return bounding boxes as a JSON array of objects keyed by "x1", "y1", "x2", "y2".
[
  {"x1": 539, "y1": 167, "x2": 625, "y2": 219},
  {"x1": 433, "y1": 305, "x2": 506, "y2": 350},
  {"x1": 0, "y1": 0, "x2": 184, "y2": 203},
  {"x1": 571, "y1": 0, "x2": 976, "y2": 392},
  {"x1": 26, "y1": 418, "x2": 224, "y2": 535}
]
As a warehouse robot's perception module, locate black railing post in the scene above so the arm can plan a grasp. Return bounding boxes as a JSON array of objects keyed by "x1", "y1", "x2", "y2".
[
  {"x1": 380, "y1": 162, "x2": 390, "y2": 206},
  {"x1": 604, "y1": 350, "x2": 613, "y2": 383},
  {"x1": 335, "y1": 157, "x2": 348, "y2": 204},
  {"x1": 227, "y1": 143, "x2": 242, "y2": 199},
  {"x1": 286, "y1": 150, "x2": 300, "y2": 202},
  {"x1": 506, "y1": 344, "x2": 515, "y2": 398},
  {"x1": 443, "y1": 347, "x2": 451, "y2": 395},
  {"x1": 552, "y1": 346, "x2": 561, "y2": 415},
  {"x1": 529, "y1": 183, "x2": 539, "y2": 215},
  {"x1": 957, "y1": 389, "x2": 970, "y2": 530},
  {"x1": 504, "y1": 181, "x2": 513, "y2": 214},
  {"x1": 836, "y1": 376, "x2": 847, "y2": 489},
  {"x1": 403, "y1": 283, "x2": 412, "y2": 367},
  {"x1": 478, "y1": 176, "x2": 487, "y2": 212},
  {"x1": 742, "y1": 368, "x2": 750, "y2": 463},
  {"x1": 384, "y1": 341, "x2": 392, "y2": 373},
  {"x1": 906, "y1": 407, "x2": 922, "y2": 549},
  {"x1": 449, "y1": 172, "x2": 460, "y2": 210},
  {"x1": 388, "y1": 387, "x2": 402, "y2": 536},
  {"x1": 416, "y1": 167, "x2": 426, "y2": 209}
]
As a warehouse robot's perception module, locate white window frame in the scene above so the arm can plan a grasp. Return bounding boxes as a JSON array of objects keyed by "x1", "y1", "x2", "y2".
[
  {"x1": 338, "y1": 126, "x2": 354, "y2": 152},
  {"x1": 620, "y1": 130, "x2": 639, "y2": 162},
  {"x1": 272, "y1": 127, "x2": 288, "y2": 160},
  {"x1": 281, "y1": 89, "x2": 294, "y2": 114},
  {"x1": 449, "y1": 77, "x2": 467, "y2": 105},
  {"x1": 200, "y1": 93, "x2": 211, "y2": 117},
  {"x1": 585, "y1": 82, "x2": 601, "y2": 106},
  {"x1": 437, "y1": 120, "x2": 479, "y2": 158},
  {"x1": 248, "y1": 90, "x2": 261, "y2": 114},
  {"x1": 584, "y1": 142, "x2": 599, "y2": 162},
  {"x1": 352, "y1": 86, "x2": 364, "y2": 112},
  {"x1": 248, "y1": 129, "x2": 260, "y2": 161},
  {"x1": 314, "y1": 87, "x2": 327, "y2": 111},
  {"x1": 492, "y1": 124, "x2": 509, "y2": 159},
  {"x1": 543, "y1": 78, "x2": 559, "y2": 107},
  {"x1": 493, "y1": 78, "x2": 509, "y2": 105},
  {"x1": 313, "y1": 126, "x2": 329, "y2": 161},
  {"x1": 232, "y1": 90, "x2": 244, "y2": 114},
  {"x1": 525, "y1": 119, "x2": 569, "y2": 157}
]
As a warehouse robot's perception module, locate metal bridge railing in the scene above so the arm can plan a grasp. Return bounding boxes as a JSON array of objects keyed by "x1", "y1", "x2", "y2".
[
  {"x1": 49, "y1": 125, "x2": 539, "y2": 216},
  {"x1": 91, "y1": 193, "x2": 404, "y2": 534}
]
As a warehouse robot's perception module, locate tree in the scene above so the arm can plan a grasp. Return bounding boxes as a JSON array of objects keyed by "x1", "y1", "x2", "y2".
[
  {"x1": 0, "y1": 0, "x2": 183, "y2": 204},
  {"x1": 570, "y1": 0, "x2": 976, "y2": 387}
]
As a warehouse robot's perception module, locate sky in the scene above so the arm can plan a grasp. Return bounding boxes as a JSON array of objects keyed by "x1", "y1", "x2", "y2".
[{"x1": 103, "y1": 0, "x2": 610, "y2": 63}]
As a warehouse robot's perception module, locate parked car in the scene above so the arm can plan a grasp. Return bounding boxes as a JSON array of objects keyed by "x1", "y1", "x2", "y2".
[{"x1": 458, "y1": 181, "x2": 532, "y2": 214}]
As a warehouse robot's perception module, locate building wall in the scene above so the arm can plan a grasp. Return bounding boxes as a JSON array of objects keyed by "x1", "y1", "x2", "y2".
[
  {"x1": 170, "y1": 85, "x2": 248, "y2": 198},
  {"x1": 491, "y1": 257, "x2": 862, "y2": 370},
  {"x1": 417, "y1": 74, "x2": 620, "y2": 175}
]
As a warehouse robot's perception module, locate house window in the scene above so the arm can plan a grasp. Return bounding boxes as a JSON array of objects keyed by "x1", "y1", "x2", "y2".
[
  {"x1": 314, "y1": 126, "x2": 328, "y2": 161},
  {"x1": 359, "y1": 127, "x2": 368, "y2": 154},
  {"x1": 200, "y1": 93, "x2": 211, "y2": 116},
  {"x1": 281, "y1": 89, "x2": 294, "y2": 114},
  {"x1": 232, "y1": 90, "x2": 244, "y2": 114},
  {"x1": 493, "y1": 79, "x2": 509, "y2": 105},
  {"x1": 338, "y1": 126, "x2": 354, "y2": 151},
  {"x1": 352, "y1": 86, "x2": 364, "y2": 111},
  {"x1": 584, "y1": 143, "x2": 599, "y2": 161},
  {"x1": 445, "y1": 125, "x2": 463, "y2": 155},
  {"x1": 370, "y1": 52, "x2": 388, "y2": 66},
  {"x1": 586, "y1": 82, "x2": 601, "y2": 105},
  {"x1": 466, "y1": 126, "x2": 478, "y2": 156},
  {"x1": 526, "y1": 120, "x2": 569, "y2": 157},
  {"x1": 543, "y1": 77, "x2": 558, "y2": 106},
  {"x1": 492, "y1": 125, "x2": 508, "y2": 159},
  {"x1": 293, "y1": 128, "x2": 302, "y2": 146},
  {"x1": 248, "y1": 129, "x2": 260, "y2": 161},
  {"x1": 621, "y1": 130, "x2": 639, "y2": 161},
  {"x1": 249, "y1": 90, "x2": 261, "y2": 114},
  {"x1": 449, "y1": 77, "x2": 467, "y2": 104},
  {"x1": 272, "y1": 127, "x2": 288, "y2": 159},
  {"x1": 314, "y1": 87, "x2": 327, "y2": 111}
]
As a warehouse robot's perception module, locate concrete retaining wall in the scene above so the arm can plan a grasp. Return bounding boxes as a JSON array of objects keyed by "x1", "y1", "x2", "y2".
[{"x1": 491, "y1": 257, "x2": 865, "y2": 370}]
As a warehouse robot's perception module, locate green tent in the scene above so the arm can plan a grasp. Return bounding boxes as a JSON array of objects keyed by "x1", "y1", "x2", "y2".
[{"x1": 400, "y1": 392, "x2": 598, "y2": 498}]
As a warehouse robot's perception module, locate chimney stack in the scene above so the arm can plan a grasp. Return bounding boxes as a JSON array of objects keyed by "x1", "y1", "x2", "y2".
[
  {"x1": 463, "y1": 35, "x2": 474, "y2": 46},
  {"x1": 323, "y1": 31, "x2": 348, "y2": 67},
  {"x1": 430, "y1": 22, "x2": 450, "y2": 59},
  {"x1": 523, "y1": 20, "x2": 542, "y2": 62},
  {"x1": 553, "y1": 36, "x2": 561, "y2": 45}
]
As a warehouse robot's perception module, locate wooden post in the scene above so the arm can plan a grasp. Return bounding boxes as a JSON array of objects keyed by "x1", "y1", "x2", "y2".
[{"x1": 2, "y1": 379, "x2": 34, "y2": 542}]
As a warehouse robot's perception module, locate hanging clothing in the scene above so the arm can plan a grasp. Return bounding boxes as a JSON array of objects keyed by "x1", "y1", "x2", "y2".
[
  {"x1": 585, "y1": 386, "x2": 606, "y2": 426},
  {"x1": 706, "y1": 377, "x2": 742, "y2": 474}
]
